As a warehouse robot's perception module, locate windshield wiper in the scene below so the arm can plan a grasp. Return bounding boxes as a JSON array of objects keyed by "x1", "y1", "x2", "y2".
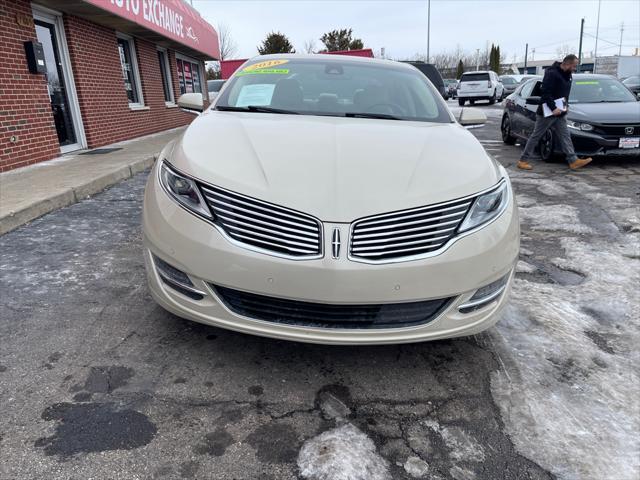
[
  {"x1": 344, "y1": 112, "x2": 402, "y2": 120},
  {"x1": 215, "y1": 105, "x2": 299, "y2": 114}
]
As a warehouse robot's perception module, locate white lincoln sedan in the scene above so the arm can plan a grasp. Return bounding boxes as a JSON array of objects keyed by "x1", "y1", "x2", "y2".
[{"x1": 142, "y1": 54, "x2": 519, "y2": 345}]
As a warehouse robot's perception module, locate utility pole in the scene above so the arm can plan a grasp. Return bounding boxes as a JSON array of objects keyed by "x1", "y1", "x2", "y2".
[
  {"x1": 524, "y1": 43, "x2": 528, "y2": 72},
  {"x1": 476, "y1": 48, "x2": 480, "y2": 70},
  {"x1": 619, "y1": 22, "x2": 624, "y2": 56},
  {"x1": 578, "y1": 18, "x2": 585, "y2": 72},
  {"x1": 594, "y1": 0, "x2": 601, "y2": 72},
  {"x1": 531, "y1": 48, "x2": 535, "y2": 61},
  {"x1": 426, "y1": 0, "x2": 431, "y2": 63}
]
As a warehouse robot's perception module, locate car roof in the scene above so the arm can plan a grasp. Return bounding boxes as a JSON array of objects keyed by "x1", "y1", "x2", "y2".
[
  {"x1": 461, "y1": 70, "x2": 494, "y2": 74},
  {"x1": 244, "y1": 53, "x2": 416, "y2": 72}
]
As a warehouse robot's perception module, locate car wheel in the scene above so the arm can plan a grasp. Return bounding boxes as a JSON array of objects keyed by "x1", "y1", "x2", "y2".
[
  {"x1": 470, "y1": 100, "x2": 475, "y2": 105},
  {"x1": 501, "y1": 115, "x2": 517, "y2": 145},
  {"x1": 458, "y1": 98, "x2": 465, "y2": 106},
  {"x1": 539, "y1": 129, "x2": 555, "y2": 162},
  {"x1": 488, "y1": 92, "x2": 496, "y2": 105}
]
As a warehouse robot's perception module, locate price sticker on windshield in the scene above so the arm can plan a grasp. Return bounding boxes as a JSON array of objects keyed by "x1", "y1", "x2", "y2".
[{"x1": 242, "y1": 59, "x2": 289, "y2": 72}]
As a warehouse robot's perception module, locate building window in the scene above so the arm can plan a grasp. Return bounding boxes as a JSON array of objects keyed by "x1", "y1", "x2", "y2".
[
  {"x1": 176, "y1": 55, "x2": 202, "y2": 95},
  {"x1": 157, "y1": 49, "x2": 174, "y2": 104},
  {"x1": 117, "y1": 34, "x2": 143, "y2": 106}
]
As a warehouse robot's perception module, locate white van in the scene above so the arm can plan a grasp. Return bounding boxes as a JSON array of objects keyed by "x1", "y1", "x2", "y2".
[{"x1": 458, "y1": 71, "x2": 504, "y2": 106}]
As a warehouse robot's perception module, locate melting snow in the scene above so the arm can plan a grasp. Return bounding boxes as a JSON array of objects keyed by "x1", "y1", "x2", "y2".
[
  {"x1": 491, "y1": 177, "x2": 640, "y2": 480},
  {"x1": 298, "y1": 424, "x2": 390, "y2": 480}
]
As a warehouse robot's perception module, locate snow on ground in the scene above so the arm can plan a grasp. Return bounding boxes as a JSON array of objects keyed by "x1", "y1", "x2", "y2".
[
  {"x1": 490, "y1": 176, "x2": 640, "y2": 480},
  {"x1": 297, "y1": 423, "x2": 390, "y2": 480}
]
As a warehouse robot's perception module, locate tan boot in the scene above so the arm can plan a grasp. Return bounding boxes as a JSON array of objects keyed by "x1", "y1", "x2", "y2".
[
  {"x1": 569, "y1": 157, "x2": 593, "y2": 170},
  {"x1": 517, "y1": 160, "x2": 533, "y2": 170}
]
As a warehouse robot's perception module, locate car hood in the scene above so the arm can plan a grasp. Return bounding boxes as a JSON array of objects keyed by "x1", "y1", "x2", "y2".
[
  {"x1": 169, "y1": 111, "x2": 501, "y2": 222},
  {"x1": 568, "y1": 101, "x2": 640, "y2": 124}
]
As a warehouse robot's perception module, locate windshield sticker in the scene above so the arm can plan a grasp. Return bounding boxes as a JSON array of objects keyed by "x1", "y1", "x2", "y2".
[
  {"x1": 575, "y1": 81, "x2": 599, "y2": 85},
  {"x1": 236, "y1": 68, "x2": 289, "y2": 76},
  {"x1": 236, "y1": 84, "x2": 276, "y2": 107},
  {"x1": 242, "y1": 59, "x2": 289, "y2": 72}
]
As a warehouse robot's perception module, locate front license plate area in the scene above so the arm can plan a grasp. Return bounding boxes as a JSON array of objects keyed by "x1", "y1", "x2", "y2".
[{"x1": 619, "y1": 137, "x2": 640, "y2": 149}]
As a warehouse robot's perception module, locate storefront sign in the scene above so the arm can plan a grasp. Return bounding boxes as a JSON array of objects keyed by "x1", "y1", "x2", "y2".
[{"x1": 83, "y1": 0, "x2": 219, "y2": 59}]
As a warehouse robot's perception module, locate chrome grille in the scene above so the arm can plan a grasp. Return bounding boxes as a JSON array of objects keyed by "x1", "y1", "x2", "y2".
[
  {"x1": 200, "y1": 185, "x2": 322, "y2": 258},
  {"x1": 350, "y1": 197, "x2": 473, "y2": 262}
]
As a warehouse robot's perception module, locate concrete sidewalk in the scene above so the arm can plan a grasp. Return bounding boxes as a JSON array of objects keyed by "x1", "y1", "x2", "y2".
[{"x1": 0, "y1": 127, "x2": 185, "y2": 235}]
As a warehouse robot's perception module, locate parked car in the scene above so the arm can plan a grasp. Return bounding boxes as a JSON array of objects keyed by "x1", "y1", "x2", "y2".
[
  {"x1": 403, "y1": 61, "x2": 448, "y2": 100},
  {"x1": 458, "y1": 71, "x2": 504, "y2": 106},
  {"x1": 207, "y1": 79, "x2": 225, "y2": 101},
  {"x1": 143, "y1": 54, "x2": 519, "y2": 345},
  {"x1": 501, "y1": 74, "x2": 640, "y2": 160},
  {"x1": 444, "y1": 78, "x2": 458, "y2": 98},
  {"x1": 622, "y1": 75, "x2": 640, "y2": 96},
  {"x1": 499, "y1": 75, "x2": 521, "y2": 97}
]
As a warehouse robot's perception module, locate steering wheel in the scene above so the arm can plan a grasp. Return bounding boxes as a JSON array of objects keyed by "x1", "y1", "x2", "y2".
[{"x1": 365, "y1": 102, "x2": 406, "y2": 116}]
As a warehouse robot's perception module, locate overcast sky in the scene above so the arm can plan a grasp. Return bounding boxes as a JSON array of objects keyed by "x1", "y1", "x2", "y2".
[{"x1": 192, "y1": 0, "x2": 639, "y2": 63}]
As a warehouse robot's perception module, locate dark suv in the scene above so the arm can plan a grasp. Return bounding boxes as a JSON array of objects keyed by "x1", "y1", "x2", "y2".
[{"x1": 402, "y1": 61, "x2": 448, "y2": 100}]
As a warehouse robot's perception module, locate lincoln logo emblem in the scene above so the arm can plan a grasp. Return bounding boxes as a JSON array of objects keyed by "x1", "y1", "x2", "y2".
[
  {"x1": 331, "y1": 228, "x2": 341, "y2": 259},
  {"x1": 625, "y1": 126, "x2": 634, "y2": 135}
]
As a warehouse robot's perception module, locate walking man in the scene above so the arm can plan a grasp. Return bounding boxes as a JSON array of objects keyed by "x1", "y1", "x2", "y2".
[{"x1": 518, "y1": 54, "x2": 592, "y2": 170}]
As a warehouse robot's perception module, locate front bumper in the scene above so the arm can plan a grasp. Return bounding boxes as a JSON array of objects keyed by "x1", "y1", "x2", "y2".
[
  {"x1": 142, "y1": 164, "x2": 520, "y2": 344},
  {"x1": 566, "y1": 130, "x2": 640, "y2": 157}
]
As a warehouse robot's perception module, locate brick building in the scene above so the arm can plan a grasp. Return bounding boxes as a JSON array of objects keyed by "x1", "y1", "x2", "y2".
[{"x1": 0, "y1": 0, "x2": 219, "y2": 171}]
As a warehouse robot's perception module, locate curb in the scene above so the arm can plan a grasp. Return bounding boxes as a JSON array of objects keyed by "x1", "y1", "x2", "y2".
[{"x1": 0, "y1": 155, "x2": 157, "y2": 236}]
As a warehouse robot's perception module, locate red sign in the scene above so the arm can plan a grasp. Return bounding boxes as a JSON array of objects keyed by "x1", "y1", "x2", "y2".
[{"x1": 84, "y1": 0, "x2": 219, "y2": 59}]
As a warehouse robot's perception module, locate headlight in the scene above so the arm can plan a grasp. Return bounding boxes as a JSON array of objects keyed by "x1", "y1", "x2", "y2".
[
  {"x1": 159, "y1": 162, "x2": 213, "y2": 219},
  {"x1": 567, "y1": 120, "x2": 594, "y2": 131},
  {"x1": 458, "y1": 181, "x2": 509, "y2": 232}
]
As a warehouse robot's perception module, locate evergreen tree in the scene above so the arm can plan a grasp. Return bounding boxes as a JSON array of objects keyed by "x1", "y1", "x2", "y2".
[
  {"x1": 319, "y1": 29, "x2": 364, "y2": 51},
  {"x1": 257, "y1": 32, "x2": 295, "y2": 55},
  {"x1": 456, "y1": 59, "x2": 464, "y2": 79}
]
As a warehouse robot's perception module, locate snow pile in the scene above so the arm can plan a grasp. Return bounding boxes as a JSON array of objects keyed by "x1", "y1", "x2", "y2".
[
  {"x1": 298, "y1": 424, "x2": 390, "y2": 480},
  {"x1": 491, "y1": 180, "x2": 640, "y2": 479}
]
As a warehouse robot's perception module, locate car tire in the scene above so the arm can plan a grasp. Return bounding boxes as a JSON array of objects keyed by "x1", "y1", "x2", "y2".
[
  {"x1": 458, "y1": 98, "x2": 465, "y2": 106},
  {"x1": 539, "y1": 129, "x2": 556, "y2": 162},
  {"x1": 488, "y1": 92, "x2": 496, "y2": 105},
  {"x1": 470, "y1": 100, "x2": 475, "y2": 105},
  {"x1": 501, "y1": 114, "x2": 517, "y2": 145}
]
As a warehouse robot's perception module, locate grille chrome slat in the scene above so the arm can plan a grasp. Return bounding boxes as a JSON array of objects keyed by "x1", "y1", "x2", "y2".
[
  {"x1": 202, "y1": 187, "x2": 319, "y2": 228},
  {"x1": 223, "y1": 223, "x2": 322, "y2": 249},
  {"x1": 215, "y1": 212, "x2": 320, "y2": 241},
  {"x1": 350, "y1": 196, "x2": 473, "y2": 261},
  {"x1": 205, "y1": 196, "x2": 319, "y2": 233},
  {"x1": 355, "y1": 201, "x2": 472, "y2": 228},
  {"x1": 352, "y1": 222, "x2": 459, "y2": 241},
  {"x1": 200, "y1": 184, "x2": 322, "y2": 258},
  {"x1": 351, "y1": 234, "x2": 451, "y2": 252},
  {"x1": 355, "y1": 210, "x2": 468, "y2": 234}
]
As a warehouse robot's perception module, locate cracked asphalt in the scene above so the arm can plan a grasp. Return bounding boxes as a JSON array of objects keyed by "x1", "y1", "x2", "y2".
[{"x1": 1, "y1": 101, "x2": 638, "y2": 479}]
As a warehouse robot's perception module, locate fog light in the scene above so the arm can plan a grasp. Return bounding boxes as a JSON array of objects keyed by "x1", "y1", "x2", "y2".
[
  {"x1": 458, "y1": 274, "x2": 509, "y2": 314},
  {"x1": 152, "y1": 254, "x2": 205, "y2": 301}
]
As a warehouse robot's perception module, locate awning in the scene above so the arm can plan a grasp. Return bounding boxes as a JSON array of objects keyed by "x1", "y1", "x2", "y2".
[{"x1": 33, "y1": 0, "x2": 219, "y2": 60}]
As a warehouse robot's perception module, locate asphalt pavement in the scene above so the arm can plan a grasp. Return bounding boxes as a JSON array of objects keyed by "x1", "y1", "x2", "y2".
[{"x1": 1, "y1": 101, "x2": 638, "y2": 480}]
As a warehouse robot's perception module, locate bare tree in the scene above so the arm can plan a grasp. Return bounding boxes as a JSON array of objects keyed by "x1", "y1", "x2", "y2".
[
  {"x1": 555, "y1": 44, "x2": 577, "y2": 59},
  {"x1": 217, "y1": 23, "x2": 237, "y2": 60},
  {"x1": 304, "y1": 39, "x2": 316, "y2": 54}
]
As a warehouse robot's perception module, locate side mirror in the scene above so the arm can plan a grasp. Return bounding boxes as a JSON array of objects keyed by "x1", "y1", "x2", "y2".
[
  {"x1": 525, "y1": 96, "x2": 541, "y2": 105},
  {"x1": 177, "y1": 93, "x2": 203, "y2": 115},
  {"x1": 458, "y1": 107, "x2": 487, "y2": 126}
]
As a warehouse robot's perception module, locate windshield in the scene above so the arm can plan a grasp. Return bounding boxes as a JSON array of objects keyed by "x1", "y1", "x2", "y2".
[
  {"x1": 500, "y1": 77, "x2": 518, "y2": 85},
  {"x1": 569, "y1": 77, "x2": 637, "y2": 103},
  {"x1": 461, "y1": 73, "x2": 489, "y2": 82},
  {"x1": 215, "y1": 58, "x2": 452, "y2": 123}
]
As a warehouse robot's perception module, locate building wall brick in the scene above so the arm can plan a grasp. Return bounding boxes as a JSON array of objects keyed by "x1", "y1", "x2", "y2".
[{"x1": 0, "y1": 0, "x2": 208, "y2": 172}]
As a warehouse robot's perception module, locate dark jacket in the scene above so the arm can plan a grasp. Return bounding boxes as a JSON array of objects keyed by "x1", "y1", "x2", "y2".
[{"x1": 537, "y1": 61, "x2": 572, "y2": 116}]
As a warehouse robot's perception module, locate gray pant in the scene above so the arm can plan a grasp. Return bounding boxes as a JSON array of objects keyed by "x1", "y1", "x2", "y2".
[{"x1": 520, "y1": 115, "x2": 578, "y2": 164}]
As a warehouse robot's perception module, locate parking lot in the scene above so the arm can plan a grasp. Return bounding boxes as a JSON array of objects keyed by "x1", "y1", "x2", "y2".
[{"x1": 1, "y1": 101, "x2": 638, "y2": 480}]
